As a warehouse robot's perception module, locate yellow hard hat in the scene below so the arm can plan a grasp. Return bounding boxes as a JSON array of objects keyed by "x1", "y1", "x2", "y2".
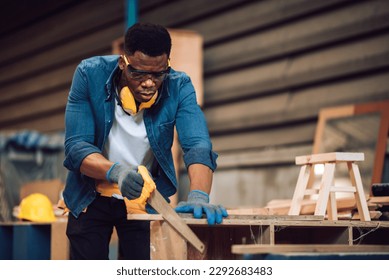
[{"x1": 18, "y1": 193, "x2": 56, "y2": 222}]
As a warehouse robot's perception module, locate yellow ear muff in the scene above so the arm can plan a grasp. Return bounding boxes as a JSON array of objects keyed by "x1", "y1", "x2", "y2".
[
  {"x1": 139, "y1": 92, "x2": 158, "y2": 111},
  {"x1": 120, "y1": 86, "x2": 137, "y2": 115},
  {"x1": 119, "y1": 86, "x2": 158, "y2": 115}
]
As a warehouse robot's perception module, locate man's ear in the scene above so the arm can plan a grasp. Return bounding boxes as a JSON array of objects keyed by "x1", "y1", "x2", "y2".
[{"x1": 118, "y1": 55, "x2": 126, "y2": 70}]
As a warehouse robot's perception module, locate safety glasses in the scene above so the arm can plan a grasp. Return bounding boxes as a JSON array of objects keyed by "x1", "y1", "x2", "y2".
[{"x1": 122, "y1": 55, "x2": 170, "y2": 82}]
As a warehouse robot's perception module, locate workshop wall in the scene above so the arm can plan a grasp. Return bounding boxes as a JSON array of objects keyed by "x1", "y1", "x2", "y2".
[{"x1": 0, "y1": 0, "x2": 388, "y2": 208}]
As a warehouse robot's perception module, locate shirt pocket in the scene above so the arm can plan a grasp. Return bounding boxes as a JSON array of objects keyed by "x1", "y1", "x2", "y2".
[{"x1": 158, "y1": 119, "x2": 175, "y2": 150}]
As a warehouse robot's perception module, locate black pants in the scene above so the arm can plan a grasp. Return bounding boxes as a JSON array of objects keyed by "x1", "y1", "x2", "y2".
[{"x1": 66, "y1": 194, "x2": 150, "y2": 260}]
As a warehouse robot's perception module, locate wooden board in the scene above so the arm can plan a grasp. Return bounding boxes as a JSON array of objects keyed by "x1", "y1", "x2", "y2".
[
  {"x1": 295, "y1": 152, "x2": 364, "y2": 165},
  {"x1": 147, "y1": 190, "x2": 205, "y2": 253},
  {"x1": 50, "y1": 220, "x2": 69, "y2": 260},
  {"x1": 128, "y1": 213, "x2": 324, "y2": 223},
  {"x1": 232, "y1": 244, "x2": 389, "y2": 254},
  {"x1": 368, "y1": 196, "x2": 389, "y2": 205},
  {"x1": 150, "y1": 220, "x2": 187, "y2": 260}
]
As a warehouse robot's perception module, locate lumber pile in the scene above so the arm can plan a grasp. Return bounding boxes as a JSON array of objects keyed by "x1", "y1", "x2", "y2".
[
  {"x1": 264, "y1": 196, "x2": 383, "y2": 220},
  {"x1": 367, "y1": 196, "x2": 389, "y2": 220},
  {"x1": 226, "y1": 194, "x2": 388, "y2": 220}
]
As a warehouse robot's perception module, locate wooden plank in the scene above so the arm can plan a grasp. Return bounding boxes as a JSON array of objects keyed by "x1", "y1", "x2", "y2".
[
  {"x1": 50, "y1": 220, "x2": 69, "y2": 260},
  {"x1": 204, "y1": 0, "x2": 389, "y2": 73},
  {"x1": 266, "y1": 197, "x2": 357, "y2": 216},
  {"x1": 360, "y1": 102, "x2": 389, "y2": 186},
  {"x1": 295, "y1": 153, "x2": 365, "y2": 165},
  {"x1": 348, "y1": 162, "x2": 371, "y2": 221},
  {"x1": 147, "y1": 189, "x2": 205, "y2": 253},
  {"x1": 129, "y1": 213, "x2": 324, "y2": 223},
  {"x1": 330, "y1": 186, "x2": 356, "y2": 193},
  {"x1": 289, "y1": 165, "x2": 311, "y2": 215},
  {"x1": 327, "y1": 191, "x2": 338, "y2": 221},
  {"x1": 232, "y1": 244, "x2": 389, "y2": 254},
  {"x1": 226, "y1": 208, "x2": 270, "y2": 216},
  {"x1": 150, "y1": 221, "x2": 187, "y2": 260},
  {"x1": 6, "y1": 219, "x2": 388, "y2": 228},
  {"x1": 368, "y1": 196, "x2": 389, "y2": 204},
  {"x1": 314, "y1": 163, "x2": 335, "y2": 216},
  {"x1": 304, "y1": 188, "x2": 320, "y2": 195},
  {"x1": 205, "y1": 72, "x2": 389, "y2": 133},
  {"x1": 352, "y1": 211, "x2": 382, "y2": 220},
  {"x1": 268, "y1": 224, "x2": 275, "y2": 245}
]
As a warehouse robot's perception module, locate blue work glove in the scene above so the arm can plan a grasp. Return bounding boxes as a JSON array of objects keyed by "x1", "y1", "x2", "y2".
[
  {"x1": 175, "y1": 190, "x2": 228, "y2": 225},
  {"x1": 106, "y1": 163, "x2": 144, "y2": 199}
]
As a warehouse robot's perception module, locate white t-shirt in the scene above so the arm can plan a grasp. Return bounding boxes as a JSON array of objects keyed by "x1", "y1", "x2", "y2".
[{"x1": 103, "y1": 104, "x2": 155, "y2": 171}]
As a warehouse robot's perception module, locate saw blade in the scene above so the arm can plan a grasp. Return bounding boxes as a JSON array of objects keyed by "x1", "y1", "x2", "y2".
[{"x1": 148, "y1": 189, "x2": 205, "y2": 253}]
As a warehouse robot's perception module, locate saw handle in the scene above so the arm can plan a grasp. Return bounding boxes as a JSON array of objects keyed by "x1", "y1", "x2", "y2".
[{"x1": 124, "y1": 165, "x2": 156, "y2": 214}]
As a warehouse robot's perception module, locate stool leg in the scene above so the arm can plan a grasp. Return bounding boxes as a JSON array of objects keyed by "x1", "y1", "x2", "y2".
[
  {"x1": 327, "y1": 192, "x2": 338, "y2": 221},
  {"x1": 289, "y1": 164, "x2": 311, "y2": 215},
  {"x1": 327, "y1": 176, "x2": 337, "y2": 221},
  {"x1": 315, "y1": 163, "x2": 335, "y2": 217},
  {"x1": 348, "y1": 162, "x2": 370, "y2": 221}
]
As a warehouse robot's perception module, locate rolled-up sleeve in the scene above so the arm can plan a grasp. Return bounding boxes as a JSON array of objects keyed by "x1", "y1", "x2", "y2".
[
  {"x1": 175, "y1": 75, "x2": 218, "y2": 172},
  {"x1": 64, "y1": 141, "x2": 101, "y2": 171},
  {"x1": 63, "y1": 61, "x2": 101, "y2": 171},
  {"x1": 183, "y1": 147, "x2": 218, "y2": 171}
]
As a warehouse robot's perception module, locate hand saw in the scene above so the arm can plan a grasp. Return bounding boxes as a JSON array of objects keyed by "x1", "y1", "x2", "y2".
[{"x1": 138, "y1": 166, "x2": 205, "y2": 253}]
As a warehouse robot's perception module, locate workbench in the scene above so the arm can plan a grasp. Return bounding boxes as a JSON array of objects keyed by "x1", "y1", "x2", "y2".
[
  {"x1": 129, "y1": 214, "x2": 389, "y2": 260},
  {"x1": 2, "y1": 215, "x2": 388, "y2": 260}
]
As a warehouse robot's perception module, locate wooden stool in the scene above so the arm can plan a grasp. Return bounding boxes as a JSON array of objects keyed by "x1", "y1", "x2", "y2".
[{"x1": 288, "y1": 152, "x2": 371, "y2": 221}]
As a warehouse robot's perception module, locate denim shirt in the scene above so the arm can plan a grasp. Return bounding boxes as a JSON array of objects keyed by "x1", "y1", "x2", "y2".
[{"x1": 63, "y1": 55, "x2": 218, "y2": 218}]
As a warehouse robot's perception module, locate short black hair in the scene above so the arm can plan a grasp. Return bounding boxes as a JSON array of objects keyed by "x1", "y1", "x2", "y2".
[{"x1": 124, "y1": 22, "x2": 172, "y2": 57}]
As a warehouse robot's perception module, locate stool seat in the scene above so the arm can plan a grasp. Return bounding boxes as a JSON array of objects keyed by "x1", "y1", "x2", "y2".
[
  {"x1": 288, "y1": 152, "x2": 371, "y2": 221},
  {"x1": 295, "y1": 152, "x2": 364, "y2": 165}
]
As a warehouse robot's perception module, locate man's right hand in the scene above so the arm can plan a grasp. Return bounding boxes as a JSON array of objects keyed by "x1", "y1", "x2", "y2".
[{"x1": 106, "y1": 163, "x2": 144, "y2": 199}]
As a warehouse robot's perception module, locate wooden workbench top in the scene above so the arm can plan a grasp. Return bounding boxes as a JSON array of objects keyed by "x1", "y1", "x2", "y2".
[{"x1": 128, "y1": 213, "x2": 389, "y2": 228}]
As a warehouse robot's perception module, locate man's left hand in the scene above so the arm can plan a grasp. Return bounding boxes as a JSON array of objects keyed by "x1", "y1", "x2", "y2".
[{"x1": 175, "y1": 190, "x2": 228, "y2": 225}]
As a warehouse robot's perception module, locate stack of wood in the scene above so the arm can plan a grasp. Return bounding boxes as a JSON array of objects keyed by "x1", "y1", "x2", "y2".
[
  {"x1": 369, "y1": 183, "x2": 389, "y2": 220},
  {"x1": 367, "y1": 196, "x2": 389, "y2": 220},
  {"x1": 227, "y1": 183, "x2": 389, "y2": 220},
  {"x1": 263, "y1": 196, "x2": 383, "y2": 220}
]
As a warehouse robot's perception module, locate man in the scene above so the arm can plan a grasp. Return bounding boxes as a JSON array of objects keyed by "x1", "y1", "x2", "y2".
[{"x1": 63, "y1": 22, "x2": 228, "y2": 260}]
